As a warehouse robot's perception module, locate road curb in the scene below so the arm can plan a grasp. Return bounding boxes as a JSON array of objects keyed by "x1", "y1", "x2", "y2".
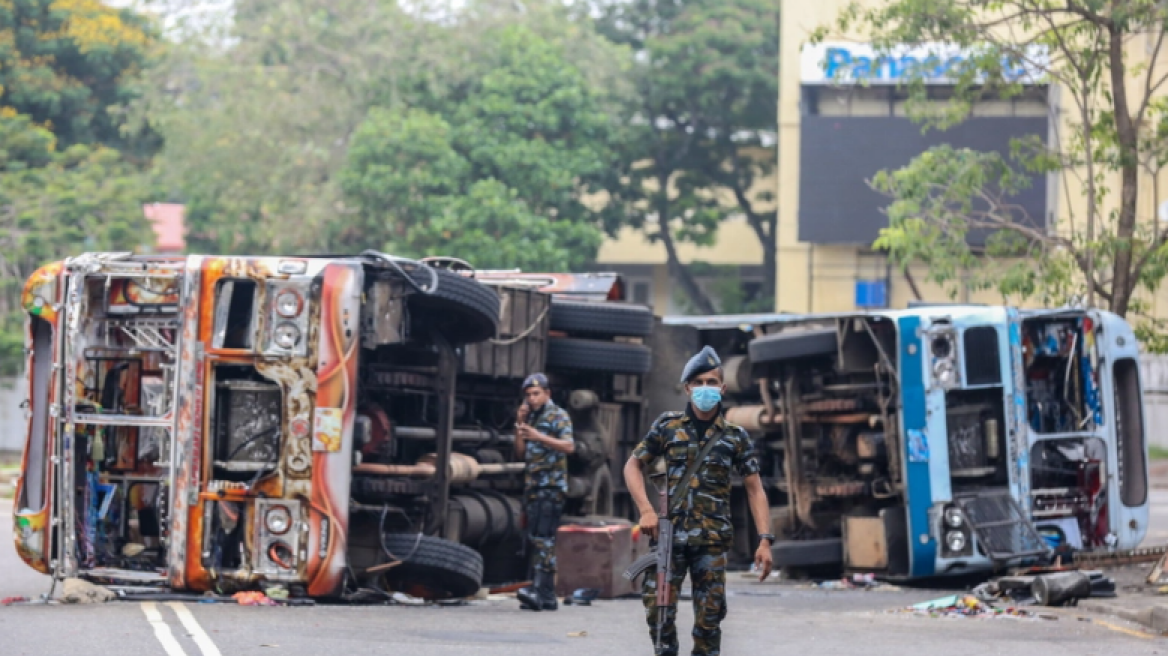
[{"x1": 1077, "y1": 599, "x2": 1168, "y2": 634}]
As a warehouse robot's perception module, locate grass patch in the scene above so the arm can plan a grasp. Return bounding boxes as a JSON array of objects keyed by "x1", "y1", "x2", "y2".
[{"x1": 1149, "y1": 445, "x2": 1168, "y2": 460}]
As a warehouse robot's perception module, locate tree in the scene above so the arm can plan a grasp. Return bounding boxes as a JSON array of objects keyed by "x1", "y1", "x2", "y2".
[
  {"x1": 593, "y1": 0, "x2": 779, "y2": 314},
  {"x1": 339, "y1": 26, "x2": 616, "y2": 270},
  {"x1": 818, "y1": 0, "x2": 1168, "y2": 325},
  {"x1": 0, "y1": 1, "x2": 159, "y2": 375},
  {"x1": 143, "y1": 0, "x2": 630, "y2": 268},
  {"x1": 0, "y1": 0, "x2": 157, "y2": 156},
  {"x1": 0, "y1": 114, "x2": 153, "y2": 374}
]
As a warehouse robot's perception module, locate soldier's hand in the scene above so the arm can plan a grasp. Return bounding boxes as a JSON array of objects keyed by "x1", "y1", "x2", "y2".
[
  {"x1": 754, "y1": 544, "x2": 773, "y2": 582},
  {"x1": 639, "y1": 511, "x2": 658, "y2": 541}
]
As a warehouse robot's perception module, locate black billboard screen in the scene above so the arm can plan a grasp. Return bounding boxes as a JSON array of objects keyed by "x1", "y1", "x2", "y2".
[{"x1": 798, "y1": 116, "x2": 1048, "y2": 245}]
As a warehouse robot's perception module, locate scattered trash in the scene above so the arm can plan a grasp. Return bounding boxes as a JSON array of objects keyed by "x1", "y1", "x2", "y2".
[
  {"x1": 567, "y1": 631, "x2": 588, "y2": 638},
  {"x1": 563, "y1": 588, "x2": 600, "y2": 606},
  {"x1": 899, "y1": 594, "x2": 1034, "y2": 619},
  {"x1": 260, "y1": 645, "x2": 279, "y2": 648},
  {"x1": 62, "y1": 578, "x2": 115, "y2": 604},
  {"x1": 390, "y1": 591, "x2": 426, "y2": 606},
  {"x1": 264, "y1": 585, "x2": 290, "y2": 601},
  {"x1": 802, "y1": 574, "x2": 894, "y2": 591},
  {"x1": 233, "y1": 591, "x2": 278, "y2": 606},
  {"x1": 1, "y1": 596, "x2": 30, "y2": 606}
]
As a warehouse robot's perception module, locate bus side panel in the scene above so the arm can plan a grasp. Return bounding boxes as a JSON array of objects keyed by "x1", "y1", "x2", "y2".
[
  {"x1": 898, "y1": 316, "x2": 936, "y2": 577},
  {"x1": 170, "y1": 256, "x2": 205, "y2": 590},
  {"x1": 13, "y1": 263, "x2": 64, "y2": 574},
  {"x1": 307, "y1": 263, "x2": 360, "y2": 596},
  {"x1": 1098, "y1": 312, "x2": 1149, "y2": 550},
  {"x1": 1006, "y1": 311, "x2": 1031, "y2": 513},
  {"x1": 13, "y1": 318, "x2": 60, "y2": 572}
]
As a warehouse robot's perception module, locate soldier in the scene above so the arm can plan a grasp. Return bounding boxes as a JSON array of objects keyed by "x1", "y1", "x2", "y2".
[
  {"x1": 623, "y1": 346, "x2": 774, "y2": 656},
  {"x1": 514, "y1": 372, "x2": 575, "y2": 611}
]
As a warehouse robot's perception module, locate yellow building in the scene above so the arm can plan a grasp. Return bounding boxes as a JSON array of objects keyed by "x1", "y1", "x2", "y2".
[{"x1": 597, "y1": 0, "x2": 1168, "y2": 322}]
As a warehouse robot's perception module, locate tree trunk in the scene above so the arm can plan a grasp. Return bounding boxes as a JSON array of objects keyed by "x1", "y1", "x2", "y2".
[
  {"x1": 656, "y1": 175, "x2": 717, "y2": 314},
  {"x1": 760, "y1": 216, "x2": 777, "y2": 311},
  {"x1": 1108, "y1": 26, "x2": 1138, "y2": 318},
  {"x1": 744, "y1": 210, "x2": 777, "y2": 312}
]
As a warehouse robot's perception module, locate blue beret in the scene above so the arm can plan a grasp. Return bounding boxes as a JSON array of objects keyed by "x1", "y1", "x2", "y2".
[
  {"x1": 680, "y1": 346, "x2": 722, "y2": 384},
  {"x1": 523, "y1": 372, "x2": 549, "y2": 390}
]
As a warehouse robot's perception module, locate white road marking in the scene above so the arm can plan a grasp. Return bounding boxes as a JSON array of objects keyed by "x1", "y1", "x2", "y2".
[
  {"x1": 167, "y1": 602, "x2": 223, "y2": 656},
  {"x1": 141, "y1": 602, "x2": 189, "y2": 656}
]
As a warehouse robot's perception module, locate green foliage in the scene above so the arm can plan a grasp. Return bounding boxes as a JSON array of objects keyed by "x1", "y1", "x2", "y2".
[
  {"x1": 0, "y1": 0, "x2": 158, "y2": 156},
  {"x1": 592, "y1": 0, "x2": 779, "y2": 313},
  {"x1": 816, "y1": 0, "x2": 1168, "y2": 325},
  {"x1": 338, "y1": 25, "x2": 616, "y2": 270},
  {"x1": 0, "y1": 0, "x2": 158, "y2": 376},
  {"x1": 145, "y1": 0, "x2": 628, "y2": 271}
]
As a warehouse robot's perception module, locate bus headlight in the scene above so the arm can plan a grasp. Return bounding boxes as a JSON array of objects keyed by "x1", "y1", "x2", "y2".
[
  {"x1": 944, "y1": 507, "x2": 964, "y2": 529},
  {"x1": 945, "y1": 531, "x2": 966, "y2": 552},
  {"x1": 265, "y1": 505, "x2": 292, "y2": 535},
  {"x1": 275, "y1": 290, "x2": 303, "y2": 318},
  {"x1": 273, "y1": 322, "x2": 300, "y2": 349}
]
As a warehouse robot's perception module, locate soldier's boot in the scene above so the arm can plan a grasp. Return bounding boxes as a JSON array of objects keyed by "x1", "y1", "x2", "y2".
[
  {"x1": 538, "y1": 570, "x2": 558, "y2": 611},
  {"x1": 517, "y1": 577, "x2": 542, "y2": 611}
]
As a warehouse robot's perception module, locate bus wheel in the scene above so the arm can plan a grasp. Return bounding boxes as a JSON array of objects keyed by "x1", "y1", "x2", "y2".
[
  {"x1": 380, "y1": 533, "x2": 484, "y2": 600},
  {"x1": 748, "y1": 329, "x2": 837, "y2": 366},
  {"x1": 549, "y1": 300, "x2": 654, "y2": 338},
  {"x1": 405, "y1": 266, "x2": 501, "y2": 346}
]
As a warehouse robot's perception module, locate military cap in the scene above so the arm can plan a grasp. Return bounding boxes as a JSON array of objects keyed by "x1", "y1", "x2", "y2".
[
  {"x1": 680, "y1": 345, "x2": 722, "y2": 384},
  {"x1": 522, "y1": 372, "x2": 549, "y2": 390}
]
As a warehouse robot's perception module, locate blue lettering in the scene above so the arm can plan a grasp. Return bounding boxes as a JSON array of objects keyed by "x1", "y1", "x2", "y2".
[
  {"x1": 824, "y1": 47, "x2": 851, "y2": 79},
  {"x1": 853, "y1": 56, "x2": 873, "y2": 79}
]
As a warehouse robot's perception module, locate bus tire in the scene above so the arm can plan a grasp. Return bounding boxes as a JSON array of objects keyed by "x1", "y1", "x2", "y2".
[
  {"x1": 405, "y1": 267, "x2": 501, "y2": 346},
  {"x1": 748, "y1": 329, "x2": 837, "y2": 366},
  {"x1": 550, "y1": 301, "x2": 654, "y2": 337},
  {"x1": 380, "y1": 533, "x2": 484, "y2": 600}
]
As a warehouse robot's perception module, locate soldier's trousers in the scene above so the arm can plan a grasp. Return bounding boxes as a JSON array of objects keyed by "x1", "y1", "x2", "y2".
[
  {"x1": 642, "y1": 542, "x2": 727, "y2": 656},
  {"x1": 524, "y1": 488, "x2": 564, "y2": 574}
]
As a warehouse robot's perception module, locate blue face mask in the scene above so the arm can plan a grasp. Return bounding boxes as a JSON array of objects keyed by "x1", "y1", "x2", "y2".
[{"x1": 690, "y1": 386, "x2": 722, "y2": 412}]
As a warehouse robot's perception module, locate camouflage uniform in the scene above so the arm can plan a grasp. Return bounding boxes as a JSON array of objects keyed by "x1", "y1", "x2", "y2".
[
  {"x1": 632, "y1": 410, "x2": 760, "y2": 656},
  {"x1": 523, "y1": 400, "x2": 574, "y2": 576}
]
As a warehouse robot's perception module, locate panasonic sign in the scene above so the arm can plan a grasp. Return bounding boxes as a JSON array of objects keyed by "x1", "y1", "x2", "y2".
[{"x1": 800, "y1": 42, "x2": 1046, "y2": 85}]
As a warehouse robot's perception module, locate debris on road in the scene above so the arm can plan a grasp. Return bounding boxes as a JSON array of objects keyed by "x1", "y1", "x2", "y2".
[
  {"x1": 233, "y1": 591, "x2": 279, "y2": 606},
  {"x1": 1, "y1": 596, "x2": 31, "y2": 606},
  {"x1": 562, "y1": 588, "x2": 601, "y2": 606},
  {"x1": 799, "y1": 573, "x2": 902, "y2": 592},
  {"x1": 61, "y1": 578, "x2": 115, "y2": 604},
  {"x1": 900, "y1": 594, "x2": 1034, "y2": 619},
  {"x1": 567, "y1": 631, "x2": 588, "y2": 638}
]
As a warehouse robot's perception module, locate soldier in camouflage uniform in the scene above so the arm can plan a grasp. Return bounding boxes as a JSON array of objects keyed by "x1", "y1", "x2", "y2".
[
  {"x1": 514, "y1": 372, "x2": 575, "y2": 611},
  {"x1": 623, "y1": 346, "x2": 775, "y2": 656}
]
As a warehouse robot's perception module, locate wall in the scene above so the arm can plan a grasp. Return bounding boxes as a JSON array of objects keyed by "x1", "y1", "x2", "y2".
[
  {"x1": 1140, "y1": 356, "x2": 1168, "y2": 449},
  {"x1": 0, "y1": 376, "x2": 27, "y2": 454}
]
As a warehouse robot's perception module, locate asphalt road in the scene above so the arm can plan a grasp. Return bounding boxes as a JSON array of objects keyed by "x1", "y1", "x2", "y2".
[{"x1": 4, "y1": 494, "x2": 1168, "y2": 654}]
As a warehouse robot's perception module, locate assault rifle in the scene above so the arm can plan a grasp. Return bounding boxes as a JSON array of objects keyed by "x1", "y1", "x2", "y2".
[{"x1": 621, "y1": 473, "x2": 672, "y2": 653}]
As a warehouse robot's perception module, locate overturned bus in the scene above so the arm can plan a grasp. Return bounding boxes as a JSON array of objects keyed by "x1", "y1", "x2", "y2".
[
  {"x1": 11, "y1": 252, "x2": 1153, "y2": 596},
  {"x1": 11, "y1": 252, "x2": 654, "y2": 599},
  {"x1": 671, "y1": 305, "x2": 1150, "y2": 578}
]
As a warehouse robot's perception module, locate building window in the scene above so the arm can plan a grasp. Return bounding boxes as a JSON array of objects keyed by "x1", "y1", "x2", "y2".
[{"x1": 632, "y1": 281, "x2": 652, "y2": 306}]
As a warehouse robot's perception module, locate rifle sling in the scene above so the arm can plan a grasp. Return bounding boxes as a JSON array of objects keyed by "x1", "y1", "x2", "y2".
[{"x1": 667, "y1": 433, "x2": 723, "y2": 518}]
